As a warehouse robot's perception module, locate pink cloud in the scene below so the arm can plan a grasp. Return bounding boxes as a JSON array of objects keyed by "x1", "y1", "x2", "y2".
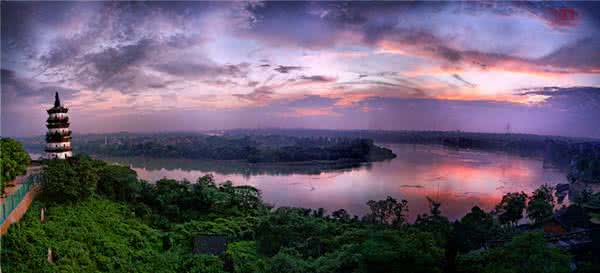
[{"x1": 281, "y1": 107, "x2": 341, "y2": 117}]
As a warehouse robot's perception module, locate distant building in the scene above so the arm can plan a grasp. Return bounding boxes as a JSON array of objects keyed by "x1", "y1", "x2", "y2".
[
  {"x1": 45, "y1": 92, "x2": 72, "y2": 159},
  {"x1": 543, "y1": 205, "x2": 590, "y2": 235},
  {"x1": 193, "y1": 235, "x2": 228, "y2": 255}
]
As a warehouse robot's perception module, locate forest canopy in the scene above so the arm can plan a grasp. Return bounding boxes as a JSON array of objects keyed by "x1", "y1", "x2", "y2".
[
  {"x1": 2, "y1": 153, "x2": 592, "y2": 273},
  {"x1": 0, "y1": 137, "x2": 31, "y2": 194}
]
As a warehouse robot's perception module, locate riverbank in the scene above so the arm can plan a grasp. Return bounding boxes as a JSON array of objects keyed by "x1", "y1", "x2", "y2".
[{"x1": 2, "y1": 166, "x2": 590, "y2": 273}]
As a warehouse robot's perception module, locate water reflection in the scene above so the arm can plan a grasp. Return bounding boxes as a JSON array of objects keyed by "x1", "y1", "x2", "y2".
[{"x1": 93, "y1": 144, "x2": 571, "y2": 221}]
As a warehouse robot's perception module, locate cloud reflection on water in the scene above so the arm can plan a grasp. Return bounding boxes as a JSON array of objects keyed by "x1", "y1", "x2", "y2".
[{"x1": 123, "y1": 144, "x2": 567, "y2": 221}]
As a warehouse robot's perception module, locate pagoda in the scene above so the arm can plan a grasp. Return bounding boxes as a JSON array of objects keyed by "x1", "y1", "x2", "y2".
[{"x1": 45, "y1": 92, "x2": 72, "y2": 159}]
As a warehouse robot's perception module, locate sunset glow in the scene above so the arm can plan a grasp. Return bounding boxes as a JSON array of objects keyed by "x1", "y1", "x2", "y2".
[{"x1": 2, "y1": 1, "x2": 599, "y2": 137}]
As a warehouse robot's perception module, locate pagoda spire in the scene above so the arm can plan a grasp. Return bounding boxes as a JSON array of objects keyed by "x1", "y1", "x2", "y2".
[{"x1": 54, "y1": 92, "x2": 61, "y2": 108}]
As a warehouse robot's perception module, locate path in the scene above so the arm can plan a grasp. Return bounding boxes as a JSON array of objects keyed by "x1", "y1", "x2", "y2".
[{"x1": 0, "y1": 166, "x2": 43, "y2": 235}]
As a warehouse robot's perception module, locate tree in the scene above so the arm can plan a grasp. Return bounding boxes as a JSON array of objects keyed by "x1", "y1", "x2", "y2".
[
  {"x1": 568, "y1": 156, "x2": 600, "y2": 184},
  {"x1": 456, "y1": 206, "x2": 499, "y2": 251},
  {"x1": 267, "y1": 249, "x2": 310, "y2": 273},
  {"x1": 414, "y1": 197, "x2": 451, "y2": 245},
  {"x1": 97, "y1": 164, "x2": 140, "y2": 201},
  {"x1": 364, "y1": 196, "x2": 408, "y2": 226},
  {"x1": 0, "y1": 138, "x2": 31, "y2": 195},
  {"x1": 41, "y1": 155, "x2": 98, "y2": 203},
  {"x1": 256, "y1": 208, "x2": 329, "y2": 257},
  {"x1": 226, "y1": 241, "x2": 268, "y2": 273},
  {"x1": 232, "y1": 185, "x2": 262, "y2": 212},
  {"x1": 312, "y1": 208, "x2": 326, "y2": 218},
  {"x1": 359, "y1": 231, "x2": 444, "y2": 273},
  {"x1": 495, "y1": 192, "x2": 528, "y2": 226},
  {"x1": 527, "y1": 185, "x2": 555, "y2": 225},
  {"x1": 458, "y1": 232, "x2": 571, "y2": 273},
  {"x1": 573, "y1": 185, "x2": 593, "y2": 206},
  {"x1": 331, "y1": 209, "x2": 351, "y2": 222}
]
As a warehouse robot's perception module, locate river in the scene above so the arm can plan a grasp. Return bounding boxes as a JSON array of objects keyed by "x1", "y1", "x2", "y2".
[{"x1": 32, "y1": 143, "x2": 569, "y2": 221}]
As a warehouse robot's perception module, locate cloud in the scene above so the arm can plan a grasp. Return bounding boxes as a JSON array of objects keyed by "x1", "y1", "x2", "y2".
[
  {"x1": 274, "y1": 65, "x2": 303, "y2": 74},
  {"x1": 76, "y1": 38, "x2": 154, "y2": 90},
  {"x1": 283, "y1": 107, "x2": 341, "y2": 117},
  {"x1": 298, "y1": 75, "x2": 336, "y2": 82},
  {"x1": 2, "y1": 1, "x2": 599, "y2": 138},
  {"x1": 233, "y1": 86, "x2": 274, "y2": 104},
  {"x1": 154, "y1": 62, "x2": 250, "y2": 79},
  {"x1": 518, "y1": 86, "x2": 600, "y2": 112},
  {"x1": 240, "y1": 1, "x2": 600, "y2": 75},
  {"x1": 536, "y1": 38, "x2": 600, "y2": 72},
  {"x1": 3, "y1": 1, "x2": 212, "y2": 95},
  {"x1": 1, "y1": 69, "x2": 77, "y2": 100},
  {"x1": 452, "y1": 74, "x2": 477, "y2": 88}
]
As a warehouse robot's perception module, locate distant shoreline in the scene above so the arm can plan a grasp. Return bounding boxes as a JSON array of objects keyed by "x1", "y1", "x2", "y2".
[{"x1": 20, "y1": 128, "x2": 599, "y2": 170}]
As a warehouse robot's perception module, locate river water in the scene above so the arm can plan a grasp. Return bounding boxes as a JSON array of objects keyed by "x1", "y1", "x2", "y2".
[{"x1": 32, "y1": 143, "x2": 569, "y2": 221}]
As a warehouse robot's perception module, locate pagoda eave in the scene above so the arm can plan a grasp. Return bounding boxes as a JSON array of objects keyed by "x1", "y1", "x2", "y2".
[
  {"x1": 47, "y1": 123, "x2": 70, "y2": 129},
  {"x1": 47, "y1": 117, "x2": 70, "y2": 123},
  {"x1": 47, "y1": 107, "x2": 69, "y2": 114},
  {"x1": 45, "y1": 147, "x2": 73, "y2": 152},
  {"x1": 46, "y1": 136, "x2": 72, "y2": 142}
]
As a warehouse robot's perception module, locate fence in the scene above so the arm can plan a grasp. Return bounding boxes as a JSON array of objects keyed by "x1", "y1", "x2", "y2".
[{"x1": 0, "y1": 174, "x2": 41, "y2": 225}]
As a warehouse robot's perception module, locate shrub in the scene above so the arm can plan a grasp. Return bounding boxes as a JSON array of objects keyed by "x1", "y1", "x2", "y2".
[{"x1": 40, "y1": 155, "x2": 98, "y2": 203}]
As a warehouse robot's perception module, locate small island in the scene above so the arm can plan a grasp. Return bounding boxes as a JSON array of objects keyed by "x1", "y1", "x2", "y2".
[{"x1": 72, "y1": 133, "x2": 396, "y2": 166}]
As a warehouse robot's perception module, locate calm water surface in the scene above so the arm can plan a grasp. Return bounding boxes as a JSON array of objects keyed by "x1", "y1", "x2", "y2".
[{"x1": 50, "y1": 144, "x2": 571, "y2": 221}]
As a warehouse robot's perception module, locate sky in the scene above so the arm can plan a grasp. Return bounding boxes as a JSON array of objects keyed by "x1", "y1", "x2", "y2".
[{"x1": 2, "y1": 1, "x2": 600, "y2": 138}]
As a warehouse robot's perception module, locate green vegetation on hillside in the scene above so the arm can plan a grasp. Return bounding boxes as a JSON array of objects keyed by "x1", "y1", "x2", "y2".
[
  {"x1": 0, "y1": 137, "x2": 31, "y2": 195},
  {"x1": 569, "y1": 156, "x2": 600, "y2": 184},
  {"x1": 2, "y1": 153, "x2": 592, "y2": 273}
]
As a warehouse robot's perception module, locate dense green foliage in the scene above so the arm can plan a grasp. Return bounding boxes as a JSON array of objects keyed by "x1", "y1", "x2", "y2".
[
  {"x1": 363, "y1": 196, "x2": 408, "y2": 226},
  {"x1": 0, "y1": 137, "x2": 31, "y2": 194},
  {"x1": 2, "y1": 152, "x2": 591, "y2": 273},
  {"x1": 495, "y1": 192, "x2": 528, "y2": 226},
  {"x1": 568, "y1": 156, "x2": 600, "y2": 183},
  {"x1": 458, "y1": 232, "x2": 571, "y2": 273},
  {"x1": 74, "y1": 134, "x2": 396, "y2": 163},
  {"x1": 40, "y1": 155, "x2": 98, "y2": 203},
  {"x1": 526, "y1": 185, "x2": 555, "y2": 225},
  {"x1": 1, "y1": 198, "x2": 224, "y2": 273},
  {"x1": 224, "y1": 129, "x2": 600, "y2": 167},
  {"x1": 455, "y1": 206, "x2": 499, "y2": 252}
]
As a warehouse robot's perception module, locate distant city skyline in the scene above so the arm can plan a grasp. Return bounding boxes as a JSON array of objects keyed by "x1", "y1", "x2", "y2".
[{"x1": 2, "y1": 1, "x2": 599, "y2": 138}]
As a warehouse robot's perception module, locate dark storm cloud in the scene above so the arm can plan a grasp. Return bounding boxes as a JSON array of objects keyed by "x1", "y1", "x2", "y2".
[
  {"x1": 77, "y1": 39, "x2": 154, "y2": 90},
  {"x1": 3, "y1": 1, "x2": 212, "y2": 93}
]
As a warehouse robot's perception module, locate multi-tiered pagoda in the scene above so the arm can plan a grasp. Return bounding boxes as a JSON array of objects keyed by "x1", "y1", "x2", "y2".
[{"x1": 46, "y1": 92, "x2": 72, "y2": 159}]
